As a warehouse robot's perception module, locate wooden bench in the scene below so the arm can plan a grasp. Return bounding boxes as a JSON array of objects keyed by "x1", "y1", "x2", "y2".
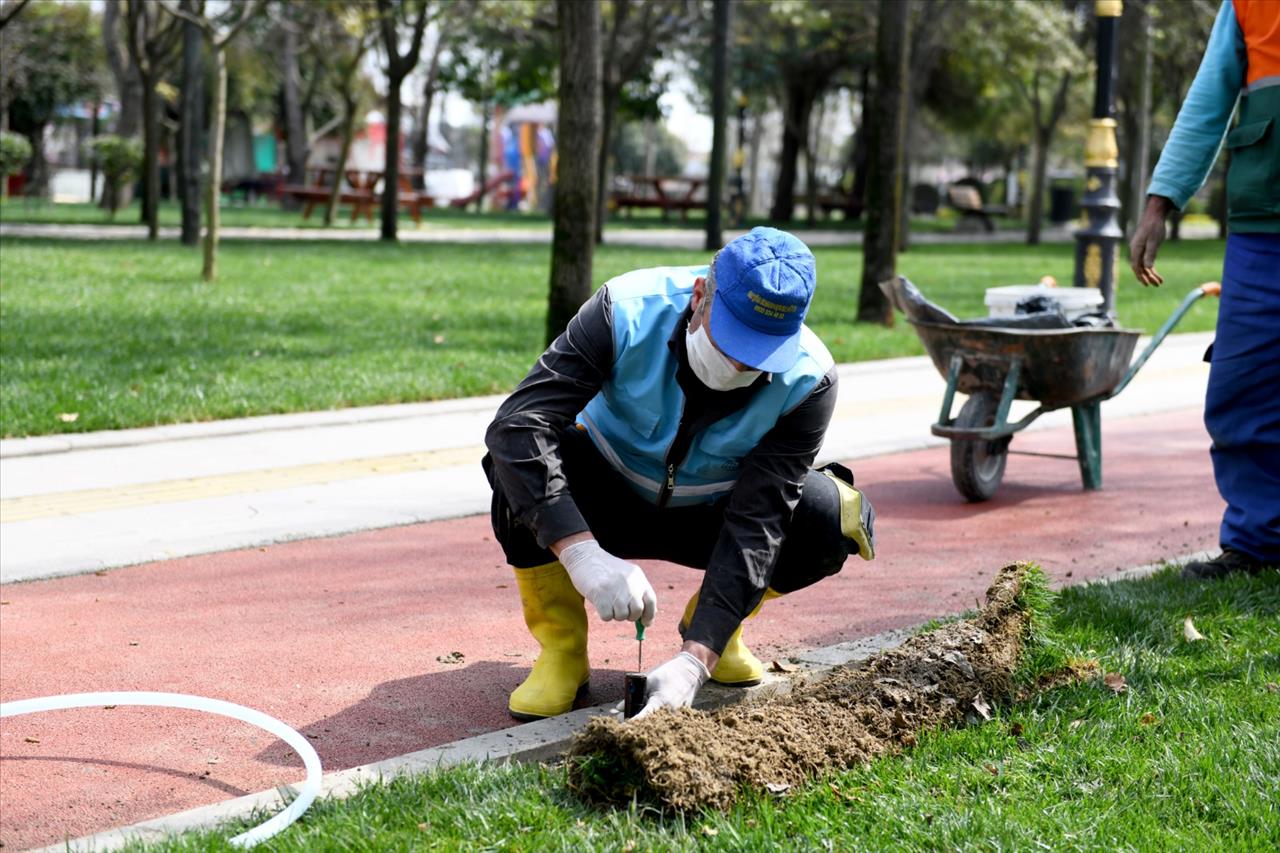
[
  {"x1": 282, "y1": 167, "x2": 434, "y2": 223},
  {"x1": 611, "y1": 175, "x2": 705, "y2": 221},
  {"x1": 947, "y1": 184, "x2": 1008, "y2": 234},
  {"x1": 814, "y1": 190, "x2": 863, "y2": 220}
]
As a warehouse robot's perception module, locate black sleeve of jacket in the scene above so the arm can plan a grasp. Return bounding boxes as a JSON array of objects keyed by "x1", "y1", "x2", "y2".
[
  {"x1": 683, "y1": 365, "x2": 839, "y2": 655},
  {"x1": 484, "y1": 288, "x2": 614, "y2": 548}
]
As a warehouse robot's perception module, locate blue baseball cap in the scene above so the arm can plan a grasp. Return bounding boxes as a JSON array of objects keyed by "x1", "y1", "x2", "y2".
[{"x1": 708, "y1": 227, "x2": 816, "y2": 373}]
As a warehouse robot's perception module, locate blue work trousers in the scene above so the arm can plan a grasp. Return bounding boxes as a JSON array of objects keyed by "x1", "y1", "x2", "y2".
[{"x1": 1205, "y1": 233, "x2": 1280, "y2": 561}]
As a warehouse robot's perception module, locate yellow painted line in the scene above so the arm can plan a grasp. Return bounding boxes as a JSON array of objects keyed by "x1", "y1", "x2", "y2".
[{"x1": 0, "y1": 445, "x2": 485, "y2": 523}]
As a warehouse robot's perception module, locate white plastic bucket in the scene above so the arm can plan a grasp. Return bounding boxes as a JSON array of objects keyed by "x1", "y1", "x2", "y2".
[{"x1": 984, "y1": 284, "x2": 1103, "y2": 320}]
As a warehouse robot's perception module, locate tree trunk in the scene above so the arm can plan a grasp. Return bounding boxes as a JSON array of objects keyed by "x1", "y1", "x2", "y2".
[
  {"x1": 804, "y1": 96, "x2": 825, "y2": 227},
  {"x1": 141, "y1": 77, "x2": 159, "y2": 238},
  {"x1": 857, "y1": 0, "x2": 910, "y2": 326},
  {"x1": 704, "y1": 0, "x2": 731, "y2": 251},
  {"x1": 203, "y1": 51, "x2": 227, "y2": 281},
  {"x1": 1129, "y1": 0, "x2": 1152, "y2": 235},
  {"x1": 475, "y1": 98, "x2": 490, "y2": 213},
  {"x1": 1026, "y1": 127, "x2": 1050, "y2": 245},
  {"x1": 281, "y1": 19, "x2": 307, "y2": 209},
  {"x1": 326, "y1": 95, "x2": 356, "y2": 227},
  {"x1": 849, "y1": 66, "x2": 871, "y2": 218},
  {"x1": 769, "y1": 82, "x2": 814, "y2": 223},
  {"x1": 547, "y1": 0, "x2": 601, "y2": 344},
  {"x1": 411, "y1": 34, "x2": 445, "y2": 187},
  {"x1": 746, "y1": 111, "x2": 763, "y2": 217},
  {"x1": 380, "y1": 76, "x2": 403, "y2": 241},
  {"x1": 178, "y1": 0, "x2": 203, "y2": 246},
  {"x1": 24, "y1": 124, "x2": 48, "y2": 197},
  {"x1": 593, "y1": 85, "x2": 618, "y2": 244}
]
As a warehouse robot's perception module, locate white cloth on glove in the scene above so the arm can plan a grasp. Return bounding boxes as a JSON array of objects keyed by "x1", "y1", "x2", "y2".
[
  {"x1": 634, "y1": 651, "x2": 710, "y2": 719},
  {"x1": 559, "y1": 539, "x2": 657, "y2": 625}
]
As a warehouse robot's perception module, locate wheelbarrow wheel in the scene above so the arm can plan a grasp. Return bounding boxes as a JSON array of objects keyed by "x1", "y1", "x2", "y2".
[{"x1": 950, "y1": 393, "x2": 1009, "y2": 502}]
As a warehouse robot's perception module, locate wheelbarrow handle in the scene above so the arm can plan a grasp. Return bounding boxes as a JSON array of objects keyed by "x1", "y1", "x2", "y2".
[{"x1": 1108, "y1": 282, "x2": 1220, "y2": 399}]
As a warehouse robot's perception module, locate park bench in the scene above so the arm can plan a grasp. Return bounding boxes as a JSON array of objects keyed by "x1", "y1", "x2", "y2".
[
  {"x1": 946, "y1": 183, "x2": 1008, "y2": 233},
  {"x1": 610, "y1": 175, "x2": 705, "y2": 221},
  {"x1": 282, "y1": 167, "x2": 434, "y2": 223},
  {"x1": 814, "y1": 188, "x2": 863, "y2": 220}
]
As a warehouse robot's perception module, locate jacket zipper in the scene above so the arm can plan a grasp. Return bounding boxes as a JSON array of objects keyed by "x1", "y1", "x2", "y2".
[{"x1": 656, "y1": 397, "x2": 689, "y2": 509}]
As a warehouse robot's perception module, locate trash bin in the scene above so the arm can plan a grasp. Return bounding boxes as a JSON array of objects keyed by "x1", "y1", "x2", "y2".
[{"x1": 1049, "y1": 184, "x2": 1076, "y2": 223}]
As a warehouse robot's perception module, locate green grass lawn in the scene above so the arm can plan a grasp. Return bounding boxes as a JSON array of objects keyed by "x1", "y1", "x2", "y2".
[
  {"x1": 137, "y1": 566, "x2": 1279, "y2": 851},
  {"x1": 0, "y1": 237, "x2": 1223, "y2": 437},
  {"x1": 0, "y1": 198, "x2": 1009, "y2": 234}
]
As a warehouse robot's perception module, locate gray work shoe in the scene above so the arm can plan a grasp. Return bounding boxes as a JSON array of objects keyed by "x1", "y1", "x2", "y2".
[{"x1": 1181, "y1": 549, "x2": 1268, "y2": 580}]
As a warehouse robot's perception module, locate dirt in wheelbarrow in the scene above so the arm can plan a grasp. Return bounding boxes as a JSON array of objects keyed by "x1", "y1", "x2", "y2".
[{"x1": 566, "y1": 562, "x2": 1086, "y2": 811}]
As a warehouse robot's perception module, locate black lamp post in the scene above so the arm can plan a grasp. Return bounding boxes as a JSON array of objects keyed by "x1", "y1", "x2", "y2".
[{"x1": 1074, "y1": 0, "x2": 1124, "y2": 316}]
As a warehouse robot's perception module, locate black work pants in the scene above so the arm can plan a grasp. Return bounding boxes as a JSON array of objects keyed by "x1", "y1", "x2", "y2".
[{"x1": 486, "y1": 426, "x2": 853, "y2": 594}]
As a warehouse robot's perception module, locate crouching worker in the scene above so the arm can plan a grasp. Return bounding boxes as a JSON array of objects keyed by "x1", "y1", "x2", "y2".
[{"x1": 483, "y1": 228, "x2": 876, "y2": 721}]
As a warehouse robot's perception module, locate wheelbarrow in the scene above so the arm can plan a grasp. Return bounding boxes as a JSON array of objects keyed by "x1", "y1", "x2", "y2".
[{"x1": 911, "y1": 283, "x2": 1220, "y2": 502}]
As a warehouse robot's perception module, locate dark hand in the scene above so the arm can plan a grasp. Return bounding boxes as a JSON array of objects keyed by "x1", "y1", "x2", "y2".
[{"x1": 1129, "y1": 196, "x2": 1174, "y2": 287}]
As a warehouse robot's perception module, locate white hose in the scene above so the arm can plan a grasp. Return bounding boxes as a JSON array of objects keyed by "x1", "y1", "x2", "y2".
[{"x1": 0, "y1": 691, "x2": 322, "y2": 847}]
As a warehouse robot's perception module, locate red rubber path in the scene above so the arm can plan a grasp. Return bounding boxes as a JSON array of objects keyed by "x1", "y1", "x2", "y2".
[{"x1": 0, "y1": 408, "x2": 1220, "y2": 849}]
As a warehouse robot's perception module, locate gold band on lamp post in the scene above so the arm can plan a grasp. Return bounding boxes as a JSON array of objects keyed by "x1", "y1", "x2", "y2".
[
  {"x1": 1096, "y1": 0, "x2": 1123, "y2": 17},
  {"x1": 1085, "y1": 118, "x2": 1119, "y2": 168}
]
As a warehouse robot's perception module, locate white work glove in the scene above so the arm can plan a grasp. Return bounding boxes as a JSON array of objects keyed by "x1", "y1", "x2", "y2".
[
  {"x1": 559, "y1": 539, "x2": 657, "y2": 625},
  {"x1": 633, "y1": 651, "x2": 710, "y2": 719}
]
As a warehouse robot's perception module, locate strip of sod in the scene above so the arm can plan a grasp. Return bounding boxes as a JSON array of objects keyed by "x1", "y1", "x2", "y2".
[
  {"x1": 135, "y1": 566, "x2": 1278, "y2": 851},
  {"x1": 1, "y1": 236, "x2": 1223, "y2": 437}
]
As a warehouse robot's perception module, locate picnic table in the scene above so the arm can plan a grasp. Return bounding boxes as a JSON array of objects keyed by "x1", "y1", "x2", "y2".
[
  {"x1": 611, "y1": 175, "x2": 706, "y2": 221},
  {"x1": 282, "y1": 167, "x2": 434, "y2": 223}
]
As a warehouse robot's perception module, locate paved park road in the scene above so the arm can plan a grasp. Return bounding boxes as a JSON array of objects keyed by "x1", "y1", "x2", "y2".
[{"x1": 0, "y1": 334, "x2": 1221, "y2": 849}]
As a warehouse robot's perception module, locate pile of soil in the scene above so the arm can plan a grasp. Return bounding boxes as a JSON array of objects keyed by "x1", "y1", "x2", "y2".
[{"x1": 567, "y1": 562, "x2": 1035, "y2": 811}]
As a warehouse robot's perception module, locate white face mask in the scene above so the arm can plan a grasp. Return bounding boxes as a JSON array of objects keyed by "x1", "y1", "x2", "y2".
[{"x1": 685, "y1": 323, "x2": 762, "y2": 391}]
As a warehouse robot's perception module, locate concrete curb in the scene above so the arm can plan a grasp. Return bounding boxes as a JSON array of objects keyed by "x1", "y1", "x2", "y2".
[
  {"x1": 33, "y1": 627, "x2": 915, "y2": 853},
  {"x1": 29, "y1": 552, "x2": 1205, "y2": 853}
]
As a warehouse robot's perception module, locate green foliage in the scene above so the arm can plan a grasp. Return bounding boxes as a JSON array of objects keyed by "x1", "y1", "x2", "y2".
[
  {"x1": 610, "y1": 120, "x2": 687, "y2": 177},
  {"x1": 0, "y1": 0, "x2": 102, "y2": 131},
  {"x1": 82, "y1": 136, "x2": 144, "y2": 184},
  {"x1": 0, "y1": 130, "x2": 33, "y2": 179},
  {"x1": 436, "y1": 0, "x2": 558, "y2": 107},
  {"x1": 82, "y1": 136, "x2": 144, "y2": 216}
]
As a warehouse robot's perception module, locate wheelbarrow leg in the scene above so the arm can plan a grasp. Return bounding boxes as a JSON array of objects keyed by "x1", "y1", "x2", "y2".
[{"x1": 1071, "y1": 402, "x2": 1102, "y2": 490}]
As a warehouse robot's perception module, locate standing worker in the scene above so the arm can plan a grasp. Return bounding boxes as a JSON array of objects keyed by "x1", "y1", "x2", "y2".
[
  {"x1": 484, "y1": 228, "x2": 876, "y2": 720},
  {"x1": 1130, "y1": 0, "x2": 1279, "y2": 579}
]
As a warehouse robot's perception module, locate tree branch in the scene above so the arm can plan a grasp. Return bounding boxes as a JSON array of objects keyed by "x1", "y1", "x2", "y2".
[{"x1": 0, "y1": 0, "x2": 33, "y2": 31}]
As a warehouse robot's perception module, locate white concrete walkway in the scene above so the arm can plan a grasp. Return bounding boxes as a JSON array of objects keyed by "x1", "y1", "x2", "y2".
[{"x1": 0, "y1": 332, "x2": 1213, "y2": 584}]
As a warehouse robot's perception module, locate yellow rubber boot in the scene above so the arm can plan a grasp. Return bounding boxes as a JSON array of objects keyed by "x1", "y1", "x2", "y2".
[
  {"x1": 679, "y1": 589, "x2": 781, "y2": 686},
  {"x1": 508, "y1": 561, "x2": 590, "y2": 721}
]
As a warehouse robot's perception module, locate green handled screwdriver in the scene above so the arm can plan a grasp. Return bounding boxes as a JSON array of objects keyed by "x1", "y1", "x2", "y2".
[{"x1": 635, "y1": 619, "x2": 645, "y2": 671}]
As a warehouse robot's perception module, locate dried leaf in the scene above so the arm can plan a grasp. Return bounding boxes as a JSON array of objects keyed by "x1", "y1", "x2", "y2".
[
  {"x1": 503, "y1": 651, "x2": 522, "y2": 657},
  {"x1": 768, "y1": 660, "x2": 795, "y2": 673},
  {"x1": 1103, "y1": 672, "x2": 1127, "y2": 694},
  {"x1": 93, "y1": 570, "x2": 109, "y2": 577},
  {"x1": 417, "y1": 822, "x2": 430, "y2": 832},
  {"x1": 57, "y1": 412, "x2": 79, "y2": 423},
  {"x1": 433, "y1": 334, "x2": 446, "y2": 345},
  {"x1": 1009, "y1": 721, "x2": 1024, "y2": 737},
  {"x1": 436, "y1": 651, "x2": 465, "y2": 664},
  {"x1": 103, "y1": 705, "x2": 117, "y2": 710},
  {"x1": 1139, "y1": 713, "x2": 1158, "y2": 726},
  {"x1": 701, "y1": 825, "x2": 720, "y2": 837},
  {"x1": 495, "y1": 584, "x2": 508, "y2": 589},
  {"x1": 984, "y1": 763, "x2": 1000, "y2": 776},
  {"x1": 971, "y1": 692, "x2": 992, "y2": 720},
  {"x1": 1266, "y1": 683, "x2": 1279, "y2": 693},
  {"x1": 129, "y1": 641, "x2": 140, "y2": 646},
  {"x1": 1068, "y1": 719, "x2": 1085, "y2": 731},
  {"x1": 24, "y1": 736, "x2": 40, "y2": 744},
  {"x1": 1183, "y1": 617, "x2": 1206, "y2": 642},
  {"x1": 764, "y1": 781, "x2": 791, "y2": 795}
]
